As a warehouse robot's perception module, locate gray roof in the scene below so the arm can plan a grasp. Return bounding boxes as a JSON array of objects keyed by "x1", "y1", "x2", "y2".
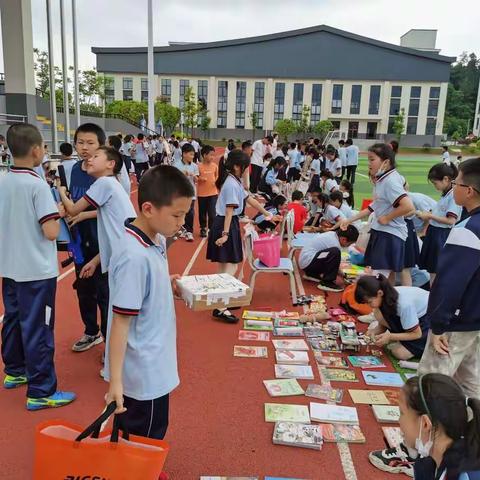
[{"x1": 92, "y1": 24, "x2": 456, "y2": 82}]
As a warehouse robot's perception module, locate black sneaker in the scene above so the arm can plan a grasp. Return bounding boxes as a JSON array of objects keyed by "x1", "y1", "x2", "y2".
[
  {"x1": 212, "y1": 309, "x2": 239, "y2": 324},
  {"x1": 71, "y1": 333, "x2": 103, "y2": 352},
  {"x1": 369, "y1": 444, "x2": 415, "y2": 477},
  {"x1": 200, "y1": 228, "x2": 207, "y2": 238},
  {"x1": 317, "y1": 280, "x2": 344, "y2": 293}
]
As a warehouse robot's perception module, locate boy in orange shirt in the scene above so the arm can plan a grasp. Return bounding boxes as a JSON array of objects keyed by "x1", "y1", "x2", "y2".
[
  {"x1": 287, "y1": 190, "x2": 308, "y2": 233},
  {"x1": 197, "y1": 145, "x2": 219, "y2": 237}
]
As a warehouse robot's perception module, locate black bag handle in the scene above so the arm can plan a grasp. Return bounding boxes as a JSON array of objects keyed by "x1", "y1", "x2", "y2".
[{"x1": 75, "y1": 402, "x2": 129, "y2": 443}]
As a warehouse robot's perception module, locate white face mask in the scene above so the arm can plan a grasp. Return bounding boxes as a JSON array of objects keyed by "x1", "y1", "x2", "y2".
[
  {"x1": 375, "y1": 161, "x2": 390, "y2": 178},
  {"x1": 342, "y1": 191, "x2": 350, "y2": 199},
  {"x1": 409, "y1": 419, "x2": 433, "y2": 459}
]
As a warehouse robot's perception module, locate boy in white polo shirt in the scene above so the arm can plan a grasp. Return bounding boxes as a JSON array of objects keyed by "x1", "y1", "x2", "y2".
[
  {"x1": 0, "y1": 123, "x2": 75, "y2": 410},
  {"x1": 105, "y1": 165, "x2": 194, "y2": 444}
]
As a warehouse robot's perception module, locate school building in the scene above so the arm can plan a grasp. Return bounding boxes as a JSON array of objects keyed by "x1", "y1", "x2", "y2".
[{"x1": 92, "y1": 25, "x2": 456, "y2": 146}]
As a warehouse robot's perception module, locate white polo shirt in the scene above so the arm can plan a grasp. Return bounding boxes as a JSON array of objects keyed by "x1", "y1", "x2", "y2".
[
  {"x1": 216, "y1": 174, "x2": 249, "y2": 216},
  {"x1": 251, "y1": 139, "x2": 266, "y2": 167},
  {"x1": 0, "y1": 166, "x2": 59, "y2": 281},
  {"x1": 346, "y1": 145, "x2": 359, "y2": 167},
  {"x1": 104, "y1": 220, "x2": 179, "y2": 401},
  {"x1": 298, "y1": 231, "x2": 341, "y2": 270}
]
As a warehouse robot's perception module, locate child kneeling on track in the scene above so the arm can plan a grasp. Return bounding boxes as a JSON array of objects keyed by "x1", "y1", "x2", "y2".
[
  {"x1": 253, "y1": 194, "x2": 287, "y2": 232},
  {"x1": 355, "y1": 274, "x2": 429, "y2": 360},
  {"x1": 206, "y1": 150, "x2": 280, "y2": 323},
  {"x1": 298, "y1": 226, "x2": 359, "y2": 292},
  {"x1": 368, "y1": 373, "x2": 480, "y2": 479},
  {"x1": 258, "y1": 156, "x2": 287, "y2": 200}
]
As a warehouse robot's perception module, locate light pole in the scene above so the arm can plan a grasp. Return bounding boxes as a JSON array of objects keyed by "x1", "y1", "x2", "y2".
[
  {"x1": 46, "y1": 0, "x2": 58, "y2": 152},
  {"x1": 72, "y1": 0, "x2": 81, "y2": 128},
  {"x1": 60, "y1": 0, "x2": 70, "y2": 142},
  {"x1": 147, "y1": 0, "x2": 155, "y2": 132}
]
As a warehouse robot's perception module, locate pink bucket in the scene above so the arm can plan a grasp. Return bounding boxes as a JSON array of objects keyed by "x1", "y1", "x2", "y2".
[{"x1": 253, "y1": 233, "x2": 281, "y2": 267}]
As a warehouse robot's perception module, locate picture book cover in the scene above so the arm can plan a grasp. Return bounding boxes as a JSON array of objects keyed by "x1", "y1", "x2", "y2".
[
  {"x1": 321, "y1": 424, "x2": 366, "y2": 443},
  {"x1": 384, "y1": 390, "x2": 400, "y2": 405},
  {"x1": 242, "y1": 310, "x2": 274, "y2": 320},
  {"x1": 382, "y1": 426, "x2": 404, "y2": 448},
  {"x1": 273, "y1": 421, "x2": 323, "y2": 450},
  {"x1": 275, "y1": 364, "x2": 314, "y2": 380},
  {"x1": 274, "y1": 318, "x2": 300, "y2": 327},
  {"x1": 243, "y1": 319, "x2": 273, "y2": 331},
  {"x1": 264, "y1": 403, "x2": 310, "y2": 423},
  {"x1": 233, "y1": 346, "x2": 268, "y2": 358},
  {"x1": 372, "y1": 405, "x2": 401, "y2": 423},
  {"x1": 263, "y1": 379, "x2": 305, "y2": 397},
  {"x1": 238, "y1": 330, "x2": 271, "y2": 342},
  {"x1": 314, "y1": 353, "x2": 348, "y2": 369},
  {"x1": 362, "y1": 371, "x2": 404, "y2": 388},
  {"x1": 348, "y1": 389, "x2": 390, "y2": 405},
  {"x1": 348, "y1": 356, "x2": 386, "y2": 369},
  {"x1": 308, "y1": 338, "x2": 340, "y2": 353},
  {"x1": 275, "y1": 350, "x2": 310, "y2": 365},
  {"x1": 274, "y1": 327, "x2": 304, "y2": 337},
  {"x1": 272, "y1": 339, "x2": 309, "y2": 351},
  {"x1": 305, "y1": 384, "x2": 344, "y2": 403},
  {"x1": 309, "y1": 403, "x2": 359, "y2": 425},
  {"x1": 303, "y1": 327, "x2": 325, "y2": 338},
  {"x1": 322, "y1": 368, "x2": 358, "y2": 383}
]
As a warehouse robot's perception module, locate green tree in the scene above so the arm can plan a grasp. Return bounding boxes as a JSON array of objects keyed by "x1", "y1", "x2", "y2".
[
  {"x1": 296, "y1": 105, "x2": 311, "y2": 139},
  {"x1": 313, "y1": 119, "x2": 334, "y2": 140},
  {"x1": 274, "y1": 118, "x2": 297, "y2": 143},
  {"x1": 106, "y1": 100, "x2": 148, "y2": 125},
  {"x1": 249, "y1": 109, "x2": 259, "y2": 140},
  {"x1": 199, "y1": 110, "x2": 211, "y2": 138},
  {"x1": 182, "y1": 86, "x2": 202, "y2": 137},
  {"x1": 79, "y1": 68, "x2": 106, "y2": 107},
  {"x1": 155, "y1": 100, "x2": 181, "y2": 135},
  {"x1": 393, "y1": 108, "x2": 406, "y2": 142}
]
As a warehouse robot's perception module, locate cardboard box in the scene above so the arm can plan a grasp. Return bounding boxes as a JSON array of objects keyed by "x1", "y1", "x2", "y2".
[{"x1": 176, "y1": 273, "x2": 252, "y2": 311}]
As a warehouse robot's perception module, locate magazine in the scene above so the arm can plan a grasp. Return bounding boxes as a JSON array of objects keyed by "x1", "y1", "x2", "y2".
[
  {"x1": 321, "y1": 424, "x2": 366, "y2": 443},
  {"x1": 305, "y1": 384, "x2": 344, "y2": 403},
  {"x1": 382, "y1": 426, "x2": 404, "y2": 448},
  {"x1": 275, "y1": 364, "x2": 314, "y2": 380},
  {"x1": 238, "y1": 330, "x2": 271, "y2": 342},
  {"x1": 362, "y1": 371, "x2": 404, "y2": 388},
  {"x1": 303, "y1": 327, "x2": 325, "y2": 338},
  {"x1": 243, "y1": 320, "x2": 273, "y2": 331},
  {"x1": 321, "y1": 368, "x2": 358, "y2": 383},
  {"x1": 273, "y1": 327, "x2": 304, "y2": 337},
  {"x1": 348, "y1": 356, "x2": 386, "y2": 369},
  {"x1": 264, "y1": 403, "x2": 310, "y2": 423},
  {"x1": 233, "y1": 346, "x2": 268, "y2": 358},
  {"x1": 308, "y1": 338, "x2": 340, "y2": 353},
  {"x1": 263, "y1": 379, "x2": 305, "y2": 397},
  {"x1": 314, "y1": 353, "x2": 348, "y2": 368},
  {"x1": 273, "y1": 421, "x2": 323, "y2": 450}
]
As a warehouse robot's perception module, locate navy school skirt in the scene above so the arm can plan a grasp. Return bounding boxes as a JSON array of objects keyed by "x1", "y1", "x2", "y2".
[
  {"x1": 364, "y1": 229, "x2": 406, "y2": 272},
  {"x1": 404, "y1": 218, "x2": 420, "y2": 268},
  {"x1": 418, "y1": 225, "x2": 450, "y2": 273},
  {"x1": 397, "y1": 314, "x2": 429, "y2": 358},
  {"x1": 307, "y1": 174, "x2": 320, "y2": 193},
  {"x1": 206, "y1": 215, "x2": 243, "y2": 264}
]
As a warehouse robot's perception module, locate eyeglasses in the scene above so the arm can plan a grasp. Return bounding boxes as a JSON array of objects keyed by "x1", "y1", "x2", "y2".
[{"x1": 451, "y1": 180, "x2": 480, "y2": 194}]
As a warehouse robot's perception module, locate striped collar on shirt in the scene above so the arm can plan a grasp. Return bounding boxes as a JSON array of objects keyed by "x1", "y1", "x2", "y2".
[
  {"x1": 375, "y1": 168, "x2": 397, "y2": 183},
  {"x1": 9, "y1": 166, "x2": 41, "y2": 178}
]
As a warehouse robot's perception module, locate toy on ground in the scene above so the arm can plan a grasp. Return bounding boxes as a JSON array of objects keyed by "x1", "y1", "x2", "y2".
[{"x1": 340, "y1": 321, "x2": 361, "y2": 352}]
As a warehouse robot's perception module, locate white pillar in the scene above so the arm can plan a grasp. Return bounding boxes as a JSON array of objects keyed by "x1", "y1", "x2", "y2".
[
  {"x1": 147, "y1": 0, "x2": 155, "y2": 132},
  {"x1": 72, "y1": 0, "x2": 80, "y2": 127},
  {"x1": 46, "y1": 0, "x2": 58, "y2": 152},
  {"x1": 59, "y1": 0, "x2": 70, "y2": 142}
]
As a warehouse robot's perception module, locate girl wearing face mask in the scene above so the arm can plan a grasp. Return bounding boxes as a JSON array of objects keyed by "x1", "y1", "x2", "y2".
[
  {"x1": 340, "y1": 143, "x2": 414, "y2": 282},
  {"x1": 369, "y1": 373, "x2": 480, "y2": 479}
]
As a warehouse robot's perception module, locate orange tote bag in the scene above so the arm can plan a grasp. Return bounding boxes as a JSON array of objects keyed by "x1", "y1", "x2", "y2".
[{"x1": 33, "y1": 402, "x2": 169, "y2": 480}]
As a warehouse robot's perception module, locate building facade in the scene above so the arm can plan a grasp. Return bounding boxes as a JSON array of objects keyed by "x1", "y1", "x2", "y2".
[{"x1": 93, "y1": 25, "x2": 455, "y2": 145}]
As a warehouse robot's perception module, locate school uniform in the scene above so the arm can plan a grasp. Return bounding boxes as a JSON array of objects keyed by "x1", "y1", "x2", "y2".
[
  {"x1": 104, "y1": 220, "x2": 178, "y2": 439},
  {"x1": 308, "y1": 159, "x2": 321, "y2": 192},
  {"x1": 173, "y1": 159, "x2": 199, "y2": 234},
  {"x1": 442, "y1": 151, "x2": 451, "y2": 165},
  {"x1": 323, "y1": 205, "x2": 346, "y2": 224},
  {"x1": 340, "y1": 201, "x2": 354, "y2": 219},
  {"x1": 259, "y1": 168, "x2": 278, "y2": 198},
  {"x1": 322, "y1": 178, "x2": 339, "y2": 194},
  {"x1": 69, "y1": 161, "x2": 109, "y2": 339},
  {"x1": 250, "y1": 139, "x2": 266, "y2": 193},
  {"x1": 287, "y1": 149, "x2": 301, "y2": 182},
  {"x1": 338, "y1": 147, "x2": 347, "y2": 178},
  {"x1": 403, "y1": 217, "x2": 420, "y2": 268},
  {"x1": 419, "y1": 188, "x2": 461, "y2": 273},
  {"x1": 0, "y1": 166, "x2": 60, "y2": 398},
  {"x1": 197, "y1": 162, "x2": 218, "y2": 231},
  {"x1": 83, "y1": 176, "x2": 137, "y2": 273},
  {"x1": 364, "y1": 169, "x2": 408, "y2": 272},
  {"x1": 409, "y1": 192, "x2": 437, "y2": 233},
  {"x1": 254, "y1": 206, "x2": 280, "y2": 232},
  {"x1": 121, "y1": 141, "x2": 133, "y2": 172},
  {"x1": 327, "y1": 158, "x2": 342, "y2": 182},
  {"x1": 118, "y1": 163, "x2": 131, "y2": 196},
  {"x1": 207, "y1": 174, "x2": 248, "y2": 264},
  {"x1": 133, "y1": 141, "x2": 149, "y2": 181},
  {"x1": 60, "y1": 159, "x2": 77, "y2": 189},
  {"x1": 298, "y1": 231, "x2": 342, "y2": 281},
  {"x1": 345, "y1": 144, "x2": 359, "y2": 184}
]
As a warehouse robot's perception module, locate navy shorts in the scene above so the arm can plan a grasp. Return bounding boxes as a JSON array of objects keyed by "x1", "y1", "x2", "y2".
[{"x1": 364, "y1": 229, "x2": 405, "y2": 272}]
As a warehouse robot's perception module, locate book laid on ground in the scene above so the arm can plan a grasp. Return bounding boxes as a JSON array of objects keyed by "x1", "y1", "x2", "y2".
[
  {"x1": 305, "y1": 384, "x2": 344, "y2": 403},
  {"x1": 382, "y1": 426, "x2": 404, "y2": 448},
  {"x1": 238, "y1": 330, "x2": 271, "y2": 342},
  {"x1": 264, "y1": 403, "x2": 310, "y2": 423},
  {"x1": 263, "y1": 379, "x2": 305, "y2": 397},
  {"x1": 273, "y1": 339, "x2": 309, "y2": 351},
  {"x1": 384, "y1": 390, "x2": 400, "y2": 405},
  {"x1": 372, "y1": 405, "x2": 401, "y2": 423},
  {"x1": 314, "y1": 353, "x2": 348, "y2": 368},
  {"x1": 309, "y1": 403, "x2": 359, "y2": 425},
  {"x1": 303, "y1": 327, "x2": 325, "y2": 338},
  {"x1": 348, "y1": 355, "x2": 386, "y2": 369},
  {"x1": 273, "y1": 421, "x2": 323, "y2": 450},
  {"x1": 274, "y1": 327, "x2": 304, "y2": 337},
  {"x1": 243, "y1": 319, "x2": 273, "y2": 331},
  {"x1": 308, "y1": 338, "x2": 341, "y2": 353},
  {"x1": 275, "y1": 364, "x2": 314, "y2": 380},
  {"x1": 348, "y1": 389, "x2": 390, "y2": 405},
  {"x1": 362, "y1": 371, "x2": 404, "y2": 388},
  {"x1": 275, "y1": 350, "x2": 310, "y2": 365},
  {"x1": 233, "y1": 346, "x2": 268, "y2": 358},
  {"x1": 274, "y1": 318, "x2": 300, "y2": 327},
  {"x1": 243, "y1": 310, "x2": 300, "y2": 320},
  {"x1": 321, "y1": 368, "x2": 358, "y2": 383},
  {"x1": 321, "y1": 424, "x2": 366, "y2": 443}
]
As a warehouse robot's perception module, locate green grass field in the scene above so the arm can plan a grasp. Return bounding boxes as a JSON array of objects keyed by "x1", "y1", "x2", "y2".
[{"x1": 353, "y1": 155, "x2": 440, "y2": 207}]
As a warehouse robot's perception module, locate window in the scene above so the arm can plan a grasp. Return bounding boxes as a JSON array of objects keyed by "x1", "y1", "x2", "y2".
[
  {"x1": 122, "y1": 77, "x2": 133, "y2": 101},
  {"x1": 254, "y1": 81, "x2": 265, "y2": 129},
  {"x1": 348, "y1": 121, "x2": 359, "y2": 139},
  {"x1": 331, "y1": 84, "x2": 343, "y2": 114},
  {"x1": 391, "y1": 85, "x2": 402, "y2": 98},
  {"x1": 388, "y1": 86, "x2": 402, "y2": 132},
  {"x1": 179, "y1": 79, "x2": 189, "y2": 109},
  {"x1": 389, "y1": 98, "x2": 401, "y2": 116},
  {"x1": 197, "y1": 80, "x2": 208, "y2": 104},
  {"x1": 430, "y1": 87, "x2": 440, "y2": 99},
  {"x1": 350, "y1": 85, "x2": 362, "y2": 115},
  {"x1": 425, "y1": 117, "x2": 437, "y2": 135},
  {"x1": 104, "y1": 77, "x2": 114, "y2": 104},
  {"x1": 274, "y1": 82, "x2": 285, "y2": 122},
  {"x1": 141, "y1": 78, "x2": 148, "y2": 102},
  {"x1": 236, "y1": 81, "x2": 246, "y2": 128},
  {"x1": 217, "y1": 80, "x2": 228, "y2": 128},
  {"x1": 291, "y1": 83, "x2": 304, "y2": 121},
  {"x1": 311, "y1": 84, "x2": 322, "y2": 124},
  {"x1": 368, "y1": 85, "x2": 381, "y2": 115},
  {"x1": 411, "y1": 86, "x2": 421, "y2": 99},
  {"x1": 425, "y1": 86, "x2": 439, "y2": 135},
  {"x1": 407, "y1": 117, "x2": 418, "y2": 135},
  {"x1": 427, "y1": 99, "x2": 439, "y2": 117},
  {"x1": 408, "y1": 98, "x2": 420, "y2": 116},
  {"x1": 366, "y1": 121, "x2": 378, "y2": 139},
  {"x1": 331, "y1": 121, "x2": 341, "y2": 130},
  {"x1": 387, "y1": 117, "x2": 396, "y2": 134},
  {"x1": 161, "y1": 79, "x2": 171, "y2": 102}
]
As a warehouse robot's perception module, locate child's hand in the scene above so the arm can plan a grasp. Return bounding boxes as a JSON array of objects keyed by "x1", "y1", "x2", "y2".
[
  {"x1": 215, "y1": 234, "x2": 229, "y2": 247},
  {"x1": 58, "y1": 185, "x2": 68, "y2": 196},
  {"x1": 57, "y1": 203, "x2": 66, "y2": 218},
  {"x1": 170, "y1": 274, "x2": 182, "y2": 298},
  {"x1": 432, "y1": 333, "x2": 449, "y2": 355},
  {"x1": 339, "y1": 219, "x2": 350, "y2": 230},
  {"x1": 68, "y1": 212, "x2": 86, "y2": 227},
  {"x1": 416, "y1": 211, "x2": 431, "y2": 221},
  {"x1": 374, "y1": 331, "x2": 391, "y2": 346},
  {"x1": 80, "y1": 259, "x2": 98, "y2": 278},
  {"x1": 105, "y1": 382, "x2": 127, "y2": 414},
  {"x1": 377, "y1": 215, "x2": 390, "y2": 225}
]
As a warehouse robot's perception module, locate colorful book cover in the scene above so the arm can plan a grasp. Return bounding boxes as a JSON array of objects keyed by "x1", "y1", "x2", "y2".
[
  {"x1": 348, "y1": 389, "x2": 390, "y2": 405},
  {"x1": 348, "y1": 356, "x2": 386, "y2": 369},
  {"x1": 263, "y1": 379, "x2": 305, "y2": 397},
  {"x1": 273, "y1": 421, "x2": 323, "y2": 450},
  {"x1": 309, "y1": 403, "x2": 359, "y2": 425},
  {"x1": 321, "y1": 424, "x2": 366, "y2": 443},
  {"x1": 382, "y1": 426, "x2": 404, "y2": 448},
  {"x1": 275, "y1": 350, "x2": 310, "y2": 365},
  {"x1": 274, "y1": 318, "x2": 300, "y2": 327},
  {"x1": 238, "y1": 330, "x2": 271, "y2": 342},
  {"x1": 243, "y1": 320, "x2": 273, "y2": 331},
  {"x1": 233, "y1": 346, "x2": 268, "y2": 358},
  {"x1": 303, "y1": 327, "x2": 325, "y2": 338},
  {"x1": 362, "y1": 371, "x2": 404, "y2": 388},
  {"x1": 242, "y1": 310, "x2": 274, "y2": 320},
  {"x1": 272, "y1": 339, "x2": 309, "y2": 351},
  {"x1": 372, "y1": 405, "x2": 401, "y2": 423},
  {"x1": 329, "y1": 307, "x2": 347, "y2": 316},
  {"x1": 384, "y1": 390, "x2": 400, "y2": 405},
  {"x1": 273, "y1": 327, "x2": 304, "y2": 337},
  {"x1": 275, "y1": 364, "x2": 314, "y2": 380},
  {"x1": 314, "y1": 353, "x2": 348, "y2": 368},
  {"x1": 264, "y1": 403, "x2": 310, "y2": 423},
  {"x1": 305, "y1": 384, "x2": 344, "y2": 403},
  {"x1": 322, "y1": 368, "x2": 358, "y2": 383},
  {"x1": 308, "y1": 338, "x2": 340, "y2": 353}
]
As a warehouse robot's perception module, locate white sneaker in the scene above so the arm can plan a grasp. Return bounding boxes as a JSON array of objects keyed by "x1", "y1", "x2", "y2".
[
  {"x1": 358, "y1": 312, "x2": 376, "y2": 324},
  {"x1": 185, "y1": 232, "x2": 194, "y2": 242}
]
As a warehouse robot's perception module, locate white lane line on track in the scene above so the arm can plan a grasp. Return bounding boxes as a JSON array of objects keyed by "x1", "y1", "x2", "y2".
[{"x1": 181, "y1": 237, "x2": 207, "y2": 276}]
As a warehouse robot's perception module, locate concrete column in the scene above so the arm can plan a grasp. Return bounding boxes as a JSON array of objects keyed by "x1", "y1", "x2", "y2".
[
  {"x1": 245, "y1": 79, "x2": 255, "y2": 129},
  {"x1": 378, "y1": 81, "x2": 391, "y2": 134},
  {"x1": 437, "y1": 82, "x2": 448, "y2": 136},
  {"x1": 417, "y1": 85, "x2": 429, "y2": 135},
  {"x1": 321, "y1": 80, "x2": 332, "y2": 120},
  {"x1": 226, "y1": 79, "x2": 236, "y2": 129},
  {"x1": 0, "y1": 0, "x2": 37, "y2": 121},
  {"x1": 264, "y1": 77, "x2": 274, "y2": 132},
  {"x1": 284, "y1": 81, "x2": 294, "y2": 119},
  {"x1": 208, "y1": 76, "x2": 217, "y2": 128}
]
